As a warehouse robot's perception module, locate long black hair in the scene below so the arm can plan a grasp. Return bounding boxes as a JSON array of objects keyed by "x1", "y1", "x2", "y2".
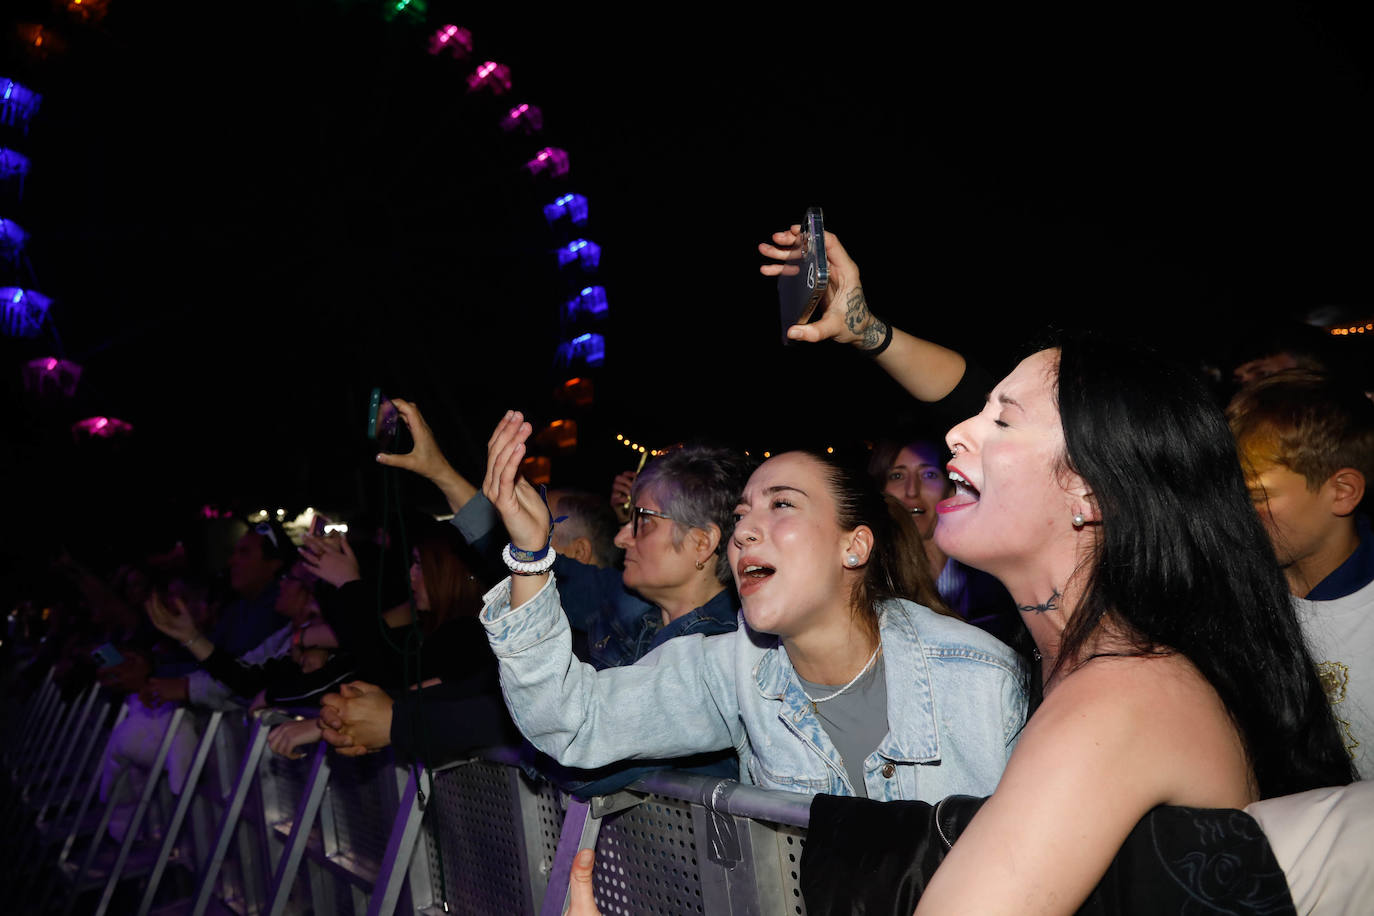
[{"x1": 1053, "y1": 330, "x2": 1354, "y2": 797}]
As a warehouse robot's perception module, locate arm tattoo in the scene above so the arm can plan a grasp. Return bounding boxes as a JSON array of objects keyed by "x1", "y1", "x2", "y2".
[
  {"x1": 844, "y1": 287, "x2": 871, "y2": 335},
  {"x1": 1016, "y1": 588, "x2": 1060, "y2": 615},
  {"x1": 860, "y1": 316, "x2": 888, "y2": 351}
]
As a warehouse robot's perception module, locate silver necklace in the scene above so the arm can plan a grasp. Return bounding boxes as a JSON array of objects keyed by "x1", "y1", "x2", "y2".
[{"x1": 802, "y1": 643, "x2": 882, "y2": 713}]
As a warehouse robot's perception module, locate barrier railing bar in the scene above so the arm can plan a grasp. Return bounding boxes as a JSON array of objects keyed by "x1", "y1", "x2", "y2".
[
  {"x1": 366, "y1": 765, "x2": 426, "y2": 916},
  {"x1": 264, "y1": 737, "x2": 332, "y2": 916},
  {"x1": 136, "y1": 710, "x2": 225, "y2": 916},
  {"x1": 189, "y1": 712, "x2": 274, "y2": 916},
  {"x1": 87, "y1": 706, "x2": 189, "y2": 916}
]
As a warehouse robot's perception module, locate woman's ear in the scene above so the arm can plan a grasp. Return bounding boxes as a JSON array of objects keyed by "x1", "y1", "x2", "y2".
[
  {"x1": 842, "y1": 526, "x2": 875, "y2": 568},
  {"x1": 690, "y1": 524, "x2": 722, "y2": 566}
]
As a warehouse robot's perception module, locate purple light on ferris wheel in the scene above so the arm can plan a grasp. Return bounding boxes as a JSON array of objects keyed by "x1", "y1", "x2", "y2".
[
  {"x1": 1, "y1": 286, "x2": 51, "y2": 338},
  {"x1": 0, "y1": 148, "x2": 30, "y2": 198},
  {"x1": 23, "y1": 356, "x2": 82, "y2": 398},
  {"x1": 0, "y1": 216, "x2": 28, "y2": 263},
  {"x1": 555, "y1": 332, "x2": 605, "y2": 368},
  {"x1": 428, "y1": 24, "x2": 473, "y2": 58},
  {"x1": 467, "y1": 61, "x2": 512, "y2": 95},
  {"x1": 73, "y1": 415, "x2": 133, "y2": 441},
  {"x1": 525, "y1": 147, "x2": 569, "y2": 178},
  {"x1": 0, "y1": 78, "x2": 41, "y2": 131},
  {"x1": 500, "y1": 102, "x2": 542, "y2": 135},
  {"x1": 562, "y1": 285, "x2": 608, "y2": 323},
  {"x1": 556, "y1": 239, "x2": 600, "y2": 270},
  {"x1": 543, "y1": 192, "x2": 588, "y2": 225}
]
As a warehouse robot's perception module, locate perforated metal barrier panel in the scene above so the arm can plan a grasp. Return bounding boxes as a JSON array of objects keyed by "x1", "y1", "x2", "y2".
[
  {"x1": 422, "y1": 758, "x2": 559, "y2": 915},
  {"x1": 593, "y1": 795, "x2": 704, "y2": 915}
]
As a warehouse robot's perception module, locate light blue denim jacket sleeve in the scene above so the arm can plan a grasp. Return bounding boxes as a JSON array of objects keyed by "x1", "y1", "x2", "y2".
[
  {"x1": 482, "y1": 576, "x2": 1027, "y2": 801},
  {"x1": 481, "y1": 575, "x2": 748, "y2": 765}
]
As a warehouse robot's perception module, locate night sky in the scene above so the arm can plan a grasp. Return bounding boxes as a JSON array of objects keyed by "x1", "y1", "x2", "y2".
[{"x1": 3, "y1": 1, "x2": 1373, "y2": 575}]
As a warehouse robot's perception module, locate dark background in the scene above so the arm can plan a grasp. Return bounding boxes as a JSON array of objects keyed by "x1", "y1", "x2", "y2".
[{"x1": 3, "y1": 1, "x2": 1373, "y2": 576}]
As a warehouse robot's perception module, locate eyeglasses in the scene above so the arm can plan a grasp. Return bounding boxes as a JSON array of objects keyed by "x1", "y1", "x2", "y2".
[
  {"x1": 630, "y1": 506, "x2": 675, "y2": 538},
  {"x1": 253, "y1": 522, "x2": 280, "y2": 550}
]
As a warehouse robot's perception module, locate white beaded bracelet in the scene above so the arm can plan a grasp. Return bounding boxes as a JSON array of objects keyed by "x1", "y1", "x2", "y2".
[{"x1": 503, "y1": 543, "x2": 556, "y2": 576}]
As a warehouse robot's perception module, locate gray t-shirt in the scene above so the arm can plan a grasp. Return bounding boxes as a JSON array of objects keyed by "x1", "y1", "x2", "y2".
[{"x1": 797, "y1": 656, "x2": 889, "y2": 797}]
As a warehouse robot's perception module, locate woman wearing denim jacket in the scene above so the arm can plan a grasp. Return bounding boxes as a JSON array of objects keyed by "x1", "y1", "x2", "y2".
[{"x1": 479, "y1": 412, "x2": 1028, "y2": 801}]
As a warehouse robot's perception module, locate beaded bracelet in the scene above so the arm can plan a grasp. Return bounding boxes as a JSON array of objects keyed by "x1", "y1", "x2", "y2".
[
  {"x1": 507, "y1": 485, "x2": 570, "y2": 562},
  {"x1": 503, "y1": 543, "x2": 556, "y2": 576}
]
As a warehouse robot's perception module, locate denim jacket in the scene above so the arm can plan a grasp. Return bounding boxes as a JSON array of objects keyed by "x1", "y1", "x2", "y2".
[
  {"x1": 482, "y1": 575, "x2": 1028, "y2": 801},
  {"x1": 454, "y1": 492, "x2": 737, "y2": 668}
]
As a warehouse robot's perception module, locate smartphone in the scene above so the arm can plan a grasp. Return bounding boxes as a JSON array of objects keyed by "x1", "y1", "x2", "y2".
[
  {"x1": 308, "y1": 512, "x2": 331, "y2": 538},
  {"x1": 92, "y1": 643, "x2": 124, "y2": 668},
  {"x1": 367, "y1": 389, "x2": 413, "y2": 454},
  {"x1": 777, "y1": 207, "x2": 829, "y2": 345}
]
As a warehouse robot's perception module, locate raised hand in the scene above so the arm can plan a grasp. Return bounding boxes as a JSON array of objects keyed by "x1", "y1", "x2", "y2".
[
  {"x1": 146, "y1": 592, "x2": 199, "y2": 645},
  {"x1": 758, "y1": 227, "x2": 884, "y2": 349},
  {"x1": 374, "y1": 398, "x2": 451, "y2": 479},
  {"x1": 609, "y1": 470, "x2": 637, "y2": 525},
  {"x1": 483, "y1": 411, "x2": 551, "y2": 553},
  {"x1": 300, "y1": 533, "x2": 361, "y2": 587}
]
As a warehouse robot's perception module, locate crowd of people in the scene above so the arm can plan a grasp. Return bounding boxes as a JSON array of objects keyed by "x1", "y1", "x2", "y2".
[{"x1": 3, "y1": 225, "x2": 1370, "y2": 913}]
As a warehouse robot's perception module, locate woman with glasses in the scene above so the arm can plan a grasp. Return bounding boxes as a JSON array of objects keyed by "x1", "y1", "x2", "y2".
[
  {"x1": 376, "y1": 399, "x2": 753, "y2": 669},
  {"x1": 477, "y1": 411, "x2": 1026, "y2": 801}
]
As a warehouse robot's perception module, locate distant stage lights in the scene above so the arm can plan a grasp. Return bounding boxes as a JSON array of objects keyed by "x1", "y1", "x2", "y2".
[
  {"x1": 1331, "y1": 323, "x2": 1374, "y2": 337},
  {"x1": 543, "y1": 192, "x2": 588, "y2": 225},
  {"x1": 428, "y1": 24, "x2": 473, "y2": 58},
  {"x1": 501, "y1": 103, "x2": 543, "y2": 134},
  {"x1": 467, "y1": 61, "x2": 512, "y2": 95},
  {"x1": 0, "y1": 79, "x2": 41, "y2": 131},
  {"x1": 1, "y1": 287, "x2": 51, "y2": 338},
  {"x1": 525, "y1": 147, "x2": 570, "y2": 178},
  {"x1": 557, "y1": 239, "x2": 600, "y2": 270}
]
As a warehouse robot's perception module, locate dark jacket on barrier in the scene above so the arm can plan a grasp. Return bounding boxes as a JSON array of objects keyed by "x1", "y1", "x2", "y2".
[{"x1": 801, "y1": 794, "x2": 1295, "y2": 916}]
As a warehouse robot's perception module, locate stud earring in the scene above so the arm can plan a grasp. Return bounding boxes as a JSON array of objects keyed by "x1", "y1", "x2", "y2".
[
  {"x1": 846, "y1": 554, "x2": 860, "y2": 567},
  {"x1": 1072, "y1": 513, "x2": 1085, "y2": 529}
]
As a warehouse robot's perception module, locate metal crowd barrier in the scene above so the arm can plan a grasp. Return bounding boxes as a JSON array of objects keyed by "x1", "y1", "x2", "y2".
[{"x1": 4, "y1": 680, "x2": 818, "y2": 916}]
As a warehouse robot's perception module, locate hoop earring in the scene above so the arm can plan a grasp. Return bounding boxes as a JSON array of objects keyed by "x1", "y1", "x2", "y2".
[{"x1": 695, "y1": 559, "x2": 705, "y2": 570}]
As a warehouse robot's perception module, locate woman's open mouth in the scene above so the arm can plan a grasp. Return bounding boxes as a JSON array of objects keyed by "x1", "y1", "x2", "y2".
[{"x1": 937, "y1": 468, "x2": 980, "y2": 514}]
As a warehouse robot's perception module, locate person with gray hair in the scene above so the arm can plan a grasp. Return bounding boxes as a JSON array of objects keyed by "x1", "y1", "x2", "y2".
[{"x1": 374, "y1": 399, "x2": 752, "y2": 668}]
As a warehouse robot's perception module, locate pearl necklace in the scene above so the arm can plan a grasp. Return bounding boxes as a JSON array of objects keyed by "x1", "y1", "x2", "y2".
[{"x1": 801, "y1": 643, "x2": 882, "y2": 713}]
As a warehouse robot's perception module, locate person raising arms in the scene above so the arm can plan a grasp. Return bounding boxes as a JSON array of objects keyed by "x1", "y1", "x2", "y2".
[{"x1": 478, "y1": 412, "x2": 1025, "y2": 801}]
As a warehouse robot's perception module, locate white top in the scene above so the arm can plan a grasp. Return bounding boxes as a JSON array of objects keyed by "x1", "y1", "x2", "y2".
[{"x1": 1294, "y1": 578, "x2": 1374, "y2": 780}]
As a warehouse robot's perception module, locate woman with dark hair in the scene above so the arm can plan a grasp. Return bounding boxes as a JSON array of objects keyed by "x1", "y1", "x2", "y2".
[
  {"x1": 869, "y1": 438, "x2": 1016, "y2": 636},
  {"x1": 905, "y1": 335, "x2": 1354, "y2": 913},
  {"x1": 476, "y1": 412, "x2": 1026, "y2": 801}
]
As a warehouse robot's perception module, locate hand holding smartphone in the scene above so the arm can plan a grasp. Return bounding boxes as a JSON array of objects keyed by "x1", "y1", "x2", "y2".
[
  {"x1": 367, "y1": 388, "x2": 414, "y2": 455},
  {"x1": 777, "y1": 207, "x2": 829, "y2": 345}
]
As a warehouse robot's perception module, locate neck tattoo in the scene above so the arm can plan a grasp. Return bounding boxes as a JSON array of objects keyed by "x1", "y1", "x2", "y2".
[{"x1": 1016, "y1": 588, "x2": 1061, "y2": 615}]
